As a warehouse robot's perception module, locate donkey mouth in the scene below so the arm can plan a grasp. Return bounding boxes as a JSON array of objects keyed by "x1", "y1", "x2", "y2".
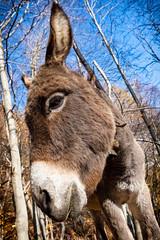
[
  {"x1": 35, "y1": 183, "x2": 82, "y2": 222},
  {"x1": 37, "y1": 196, "x2": 71, "y2": 222},
  {"x1": 30, "y1": 161, "x2": 87, "y2": 222}
]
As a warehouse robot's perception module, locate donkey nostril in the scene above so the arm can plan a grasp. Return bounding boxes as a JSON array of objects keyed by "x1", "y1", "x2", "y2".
[{"x1": 41, "y1": 189, "x2": 51, "y2": 209}]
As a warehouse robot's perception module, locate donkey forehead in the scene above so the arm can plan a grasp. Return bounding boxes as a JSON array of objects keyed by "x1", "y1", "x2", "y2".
[
  {"x1": 27, "y1": 65, "x2": 89, "y2": 101},
  {"x1": 30, "y1": 67, "x2": 77, "y2": 93}
]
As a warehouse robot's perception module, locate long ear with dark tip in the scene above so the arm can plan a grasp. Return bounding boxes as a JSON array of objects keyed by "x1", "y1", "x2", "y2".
[
  {"x1": 22, "y1": 74, "x2": 33, "y2": 89},
  {"x1": 45, "y1": 3, "x2": 73, "y2": 65}
]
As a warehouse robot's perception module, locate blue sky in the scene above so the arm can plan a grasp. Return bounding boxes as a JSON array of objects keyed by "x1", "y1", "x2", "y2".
[{"x1": 0, "y1": 0, "x2": 159, "y2": 110}]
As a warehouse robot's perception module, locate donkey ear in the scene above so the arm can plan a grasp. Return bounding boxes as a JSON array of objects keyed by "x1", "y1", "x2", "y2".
[
  {"x1": 45, "y1": 3, "x2": 73, "y2": 65},
  {"x1": 22, "y1": 75, "x2": 33, "y2": 89}
]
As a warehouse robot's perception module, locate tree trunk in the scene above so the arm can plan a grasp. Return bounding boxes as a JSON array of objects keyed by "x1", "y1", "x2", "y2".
[
  {"x1": 49, "y1": 219, "x2": 54, "y2": 240},
  {"x1": 93, "y1": 60, "x2": 112, "y2": 99},
  {"x1": 133, "y1": 218, "x2": 143, "y2": 240},
  {"x1": 0, "y1": 35, "x2": 29, "y2": 240},
  {"x1": 38, "y1": 208, "x2": 48, "y2": 240},
  {"x1": 73, "y1": 40, "x2": 104, "y2": 91},
  {"x1": 60, "y1": 223, "x2": 65, "y2": 240},
  {"x1": 32, "y1": 199, "x2": 41, "y2": 240}
]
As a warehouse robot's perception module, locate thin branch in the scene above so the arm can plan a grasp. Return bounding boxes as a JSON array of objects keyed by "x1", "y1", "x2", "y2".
[
  {"x1": 7, "y1": 5, "x2": 49, "y2": 59},
  {"x1": 7, "y1": 2, "x2": 30, "y2": 39},
  {"x1": 95, "y1": 2, "x2": 111, "y2": 15},
  {"x1": 124, "y1": 106, "x2": 160, "y2": 113},
  {"x1": 0, "y1": 0, "x2": 27, "y2": 32},
  {"x1": 73, "y1": 40, "x2": 104, "y2": 91},
  {"x1": 100, "y1": 2, "x2": 120, "y2": 26},
  {"x1": 136, "y1": 7, "x2": 160, "y2": 35},
  {"x1": 136, "y1": 139, "x2": 160, "y2": 146},
  {"x1": 0, "y1": 179, "x2": 11, "y2": 188},
  {"x1": 111, "y1": 87, "x2": 124, "y2": 114},
  {"x1": 129, "y1": 25, "x2": 160, "y2": 63},
  {"x1": 93, "y1": 60, "x2": 112, "y2": 99}
]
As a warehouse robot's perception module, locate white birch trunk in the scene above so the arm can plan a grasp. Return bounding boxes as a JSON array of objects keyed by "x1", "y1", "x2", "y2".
[
  {"x1": 38, "y1": 208, "x2": 48, "y2": 240},
  {"x1": 93, "y1": 60, "x2": 112, "y2": 100},
  {"x1": 0, "y1": 35, "x2": 29, "y2": 240},
  {"x1": 60, "y1": 223, "x2": 65, "y2": 240},
  {"x1": 33, "y1": 199, "x2": 41, "y2": 240},
  {"x1": 134, "y1": 219, "x2": 143, "y2": 240},
  {"x1": 49, "y1": 219, "x2": 54, "y2": 240}
]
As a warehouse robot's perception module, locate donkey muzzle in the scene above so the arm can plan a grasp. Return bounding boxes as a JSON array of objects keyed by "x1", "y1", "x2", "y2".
[{"x1": 30, "y1": 161, "x2": 87, "y2": 222}]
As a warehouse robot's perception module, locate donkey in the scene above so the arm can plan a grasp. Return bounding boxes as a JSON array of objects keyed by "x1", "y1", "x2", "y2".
[{"x1": 22, "y1": 3, "x2": 160, "y2": 240}]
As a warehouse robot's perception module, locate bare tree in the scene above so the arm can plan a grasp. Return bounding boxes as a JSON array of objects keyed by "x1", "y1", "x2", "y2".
[{"x1": 0, "y1": 34, "x2": 29, "y2": 240}]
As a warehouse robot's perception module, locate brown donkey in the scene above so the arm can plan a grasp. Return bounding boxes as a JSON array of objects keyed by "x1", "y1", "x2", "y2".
[{"x1": 22, "y1": 3, "x2": 160, "y2": 240}]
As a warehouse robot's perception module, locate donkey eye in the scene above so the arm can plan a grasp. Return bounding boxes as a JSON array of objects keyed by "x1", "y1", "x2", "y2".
[
  {"x1": 49, "y1": 96, "x2": 64, "y2": 110},
  {"x1": 45, "y1": 92, "x2": 65, "y2": 114}
]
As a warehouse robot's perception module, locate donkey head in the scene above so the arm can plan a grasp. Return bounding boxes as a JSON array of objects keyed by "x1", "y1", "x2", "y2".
[{"x1": 23, "y1": 3, "x2": 115, "y2": 222}]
